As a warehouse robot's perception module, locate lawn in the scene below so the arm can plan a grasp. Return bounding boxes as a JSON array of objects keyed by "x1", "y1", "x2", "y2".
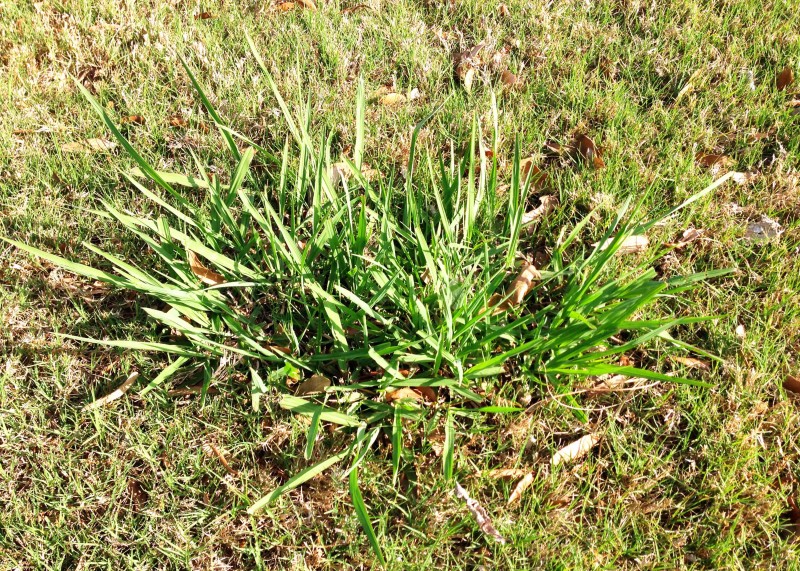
[{"x1": 1, "y1": 0, "x2": 800, "y2": 569}]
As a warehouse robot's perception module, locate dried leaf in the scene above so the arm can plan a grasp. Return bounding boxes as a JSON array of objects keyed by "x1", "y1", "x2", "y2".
[
  {"x1": 194, "y1": 11, "x2": 214, "y2": 19},
  {"x1": 297, "y1": 0, "x2": 317, "y2": 8},
  {"x1": 788, "y1": 99, "x2": 800, "y2": 108},
  {"x1": 784, "y1": 375, "x2": 800, "y2": 395},
  {"x1": 672, "y1": 356, "x2": 710, "y2": 370},
  {"x1": 777, "y1": 65, "x2": 795, "y2": 91},
  {"x1": 169, "y1": 116, "x2": 188, "y2": 127},
  {"x1": 407, "y1": 87, "x2": 421, "y2": 101},
  {"x1": 589, "y1": 374, "x2": 630, "y2": 394},
  {"x1": 696, "y1": 153, "x2": 732, "y2": 171},
  {"x1": 385, "y1": 386, "x2": 435, "y2": 403},
  {"x1": 295, "y1": 374, "x2": 331, "y2": 396},
  {"x1": 277, "y1": 1, "x2": 296, "y2": 9},
  {"x1": 462, "y1": 66, "x2": 476, "y2": 93},
  {"x1": 500, "y1": 70, "x2": 522, "y2": 89},
  {"x1": 187, "y1": 250, "x2": 225, "y2": 286},
  {"x1": 498, "y1": 3, "x2": 510, "y2": 17},
  {"x1": 744, "y1": 215, "x2": 783, "y2": 242},
  {"x1": 508, "y1": 472, "x2": 535, "y2": 504},
  {"x1": 328, "y1": 162, "x2": 352, "y2": 185},
  {"x1": 594, "y1": 234, "x2": 649, "y2": 255},
  {"x1": 521, "y1": 195, "x2": 558, "y2": 226},
  {"x1": 167, "y1": 385, "x2": 220, "y2": 397},
  {"x1": 510, "y1": 262, "x2": 540, "y2": 305},
  {"x1": 83, "y1": 372, "x2": 139, "y2": 411},
  {"x1": 551, "y1": 433, "x2": 600, "y2": 467},
  {"x1": 380, "y1": 93, "x2": 406, "y2": 106},
  {"x1": 487, "y1": 468, "x2": 528, "y2": 479},
  {"x1": 735, "y1": 324, "x2": 746, "y2": 339},
  {"x1": 731, "y1": 171, "x2": 757, "y2": 185},
  {"x1": 544, "y1": 140, "x2": 568, "y2": 157},
  {"x1": 120, "y1": 115, "x2": 145, "y2": 125},
  {"x1": 519, "y1": 158, "x2": 548, "y2": 189},
  {"x1": 667, "y1": 227, "x2": 706, "y2": 248},
  {"x1": 61, "y1": 138, "x2": 117, "y2": 153},
  {"x1": 574, "y1": 134, "x2": 604, "y2": 169},
  {"x1": 454, "y1": 482, "x2": 506, "y2": 544}
]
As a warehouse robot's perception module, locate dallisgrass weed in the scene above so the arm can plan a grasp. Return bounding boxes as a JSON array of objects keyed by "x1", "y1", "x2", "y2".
[{"x1": 2, "y1": 36, "x2": 731, "y2": 564}]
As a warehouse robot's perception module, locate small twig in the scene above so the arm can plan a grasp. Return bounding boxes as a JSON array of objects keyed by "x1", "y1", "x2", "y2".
[
  {"x1": 204, "y1": 442, "x2": 238, "y2": 477},
  {"x1": 83, "y1": 371, "x2": 139, "y2": 411}
]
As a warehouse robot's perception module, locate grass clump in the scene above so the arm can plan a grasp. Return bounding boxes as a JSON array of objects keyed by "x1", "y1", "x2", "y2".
[{"x1": 3, "y1": 36, "x2": 731, "y2": 563}]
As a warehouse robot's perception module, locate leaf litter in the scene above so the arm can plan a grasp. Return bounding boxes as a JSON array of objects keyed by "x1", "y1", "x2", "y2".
[
  {"x1": 454, "y1": 481, "x2": 506, "y2": 543},
  {"x1": 187, "y1": 250, "x2": 225, "y2": 286},
  {"x1": 83, "y1": 371, "x2": 139, "y2": 411},
  {"x1": 61, "y1": 138, "x2": 117, "y2": 153},
  {"x1": 551, "y1": 434, "x2": 601, "y2": 467}
]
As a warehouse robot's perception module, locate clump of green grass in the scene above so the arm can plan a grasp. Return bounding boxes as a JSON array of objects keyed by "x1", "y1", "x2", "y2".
[{"x1": 2, "y1": 35, "x2": 730, "y2": 565}]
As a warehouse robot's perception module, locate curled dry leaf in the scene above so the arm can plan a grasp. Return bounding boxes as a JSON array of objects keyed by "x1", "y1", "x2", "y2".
[
  {"x1": 487, "y1": 468, "x2": 528, "y2": 479},
  {"x1": 744, "y1": 215, "x2": 783, "y2": 242},
  {"x1": 696, "y1": 153, "x2": 733, "y2": 174},
  {"x1": 194, "y1": 11, "x2": 214, "y2": 19},
  {"x1": 385, "y1": 386, "x2": 436, "y2": 403},
  {"x1": 380, "y1": 92, "x2": 406, "y2": 106},
  {"x1": 667, "y1": 227, "x2": 705, "y2": 249},
  {"x1": 187, "y1": 250, "x2": 225, "y2": 286},
  {"x1": 510, "y1": 262, "x2": 541, "y2": 305},
  {"x1": 61, "y1": 138, "x2": 117, "y2": 153},
  {"x1": 735, "y1": 324, "x2": 746, "y2": 339},
  {"x1": 551, "y1": 433, "x2": 600, "y2": 467},
  {"x1": 498, "y1": 3, "x2": 510, "y2": 17},
  {"x1": 519, "y1": 158, "x2": 548, "y2": 190},
  {"x1": 671, "y1": 356, "x2": 710, "y2": 370},
  {"x1": 783, "y1": 375, "x2": 800, "y2": 395},
  {"x1": 295, "y1": 374, "x2": 331, "y2": 396},
  {"x1": 328, "y1": 162, "x2": 352, "y2": 185},
  {"x1": 169, "y1": 116, "x2": 188, "y2": 127},
  {"x1": 731, "y1": 171, "x2": 758, "y2": 185},
  {"x1": 574, "y1": 134, "x2": 604, "y2": 169},
  {"x1": 508, "y1": 472, "x2": 535, "y2": 505},
  {"x1": 83, "y1": 372, "x2": 139, "y2": 411},
  {"x1": 594, "y1": 234, "x2": 649, "y2": 255},
  {"x1": 777, "y1": 65, "x2": 795, "y2": 91},
  {"x1": 120, "y1": 115, "x2": 145, "y2": 125},
  {"x1": 454, "y1": 482, "x2": 506, "y2": 544},
  {"x1": 500, "y1": 70, "x2": 522, "y2": 89},
  {"x1": 522, "y1": 195, "x2": 558, "y2": 227}
]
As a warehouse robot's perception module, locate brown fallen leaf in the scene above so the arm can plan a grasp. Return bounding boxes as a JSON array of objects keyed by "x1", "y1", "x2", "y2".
[
  {"x1": 589, "y1": 374, "x2": 630, "y2": 394},
  {"x1": 522, "y1": 195, "x2": 558, "y2": 227},
  {"x1": 83, "y1": 371, "x2": 139, "y2": 411},
  {"x1": 510, "y1": 262, "x2": 541, "y2": 305},
  {"x1": 671, "y1": 356, "x2": 710, "y2": 370},
  {"x1": 788, "y1": 492, "x2": 800, "y2": 536},
  {"x1": 498, "y1": 3, "x2": 510, "y2": 17},
  {"x1": 297, "y1": 0, "x2": 317, "y2": 8},
  {"x1": 167, "y1": 385, "x2": 220, "y2": 397},
  {"x1": 508, "y1": 472, "x2": 535, "y2": 504},
  {"x1": 487, "y1": 468, "x2": 528, "y2": 479},
  {"x1": 519, "y1": 158, "x2": 548, "y2": 190},
  {"x1": 169, "y1": 116, "x2": 188, "y2": 127},
  {"x1": 277, "y1": 1, "x2": 296, "y2": 9},
  {"x1": 61, "y1": 138, "x2": 117, "y2": 153},
  {"x1": 594, "y1": 235, "x2": 649, "y2": 255},
  {"x1": 551, "y1": 433, "x2": 600, "y2": 467},
  {"x1": 667, "y1": 227, "x2": 706, "y2": 248},
  {"x1": 380, "y1": 93, "x2": 406, "y2": 106},
  {"x1": 777, "y1": 65, "x2": 795, "y2": 91},
  {"x1": 544, "y1": 140, "x2": 568, "y2": 157},
  {"x1": 744, "y1": 214, "x2": 784, "y2": 242},
  {"x1": 696, "y1": 153, "x2": 733, "y2": 173},
  {"x1": 454, "y1": 481, "x2": 506, "y2": 544},
  {"x1": 295, "y1": 374, "x2": 331, "y2": 396},
  {"x1": 784, "y1": 375, "x2": 800, "y2": 395},
  {"x1": 187, "y1": 251, "x2": 225, "y2": 286},
  {"x1": 574, "y1": 134, "x2": 604, "y2": 169},
  {"x1": 194, "y1": 11, "x2": 214, "y2": 19},
  {"x1": 385, "y1": 386, "x2": 435, "y2": 403},
  {"x1": 500, "y1": 70, "x2": 522, "y2": 89},
  {"x1": 120, "y1": 115, "x2": 145, "y2": 125}
]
